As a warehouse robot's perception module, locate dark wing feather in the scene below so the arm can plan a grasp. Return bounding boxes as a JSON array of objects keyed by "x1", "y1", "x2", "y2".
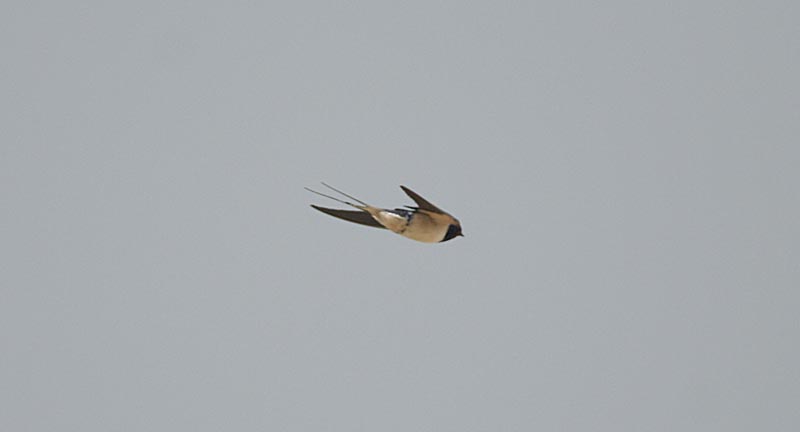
[
  {"x1": 310, "y1": 205, "x2": 386, "y2": 229},
  {"x1": 400, "y1": 186, "x2": 445, "y2": 214}
]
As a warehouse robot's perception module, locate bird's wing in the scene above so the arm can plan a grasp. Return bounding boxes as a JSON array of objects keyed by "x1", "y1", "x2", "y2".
[
  {"x1": 400, "y1": 186, "x2": 445, "y2": 214},
  {"x1": 310, "y1": 205, "x2": 386, "y2": 229}
]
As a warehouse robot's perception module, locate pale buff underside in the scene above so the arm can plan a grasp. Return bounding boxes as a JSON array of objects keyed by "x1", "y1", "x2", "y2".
[{"x1": 365, "y1": 207, "x2": 452, "y2": 243}]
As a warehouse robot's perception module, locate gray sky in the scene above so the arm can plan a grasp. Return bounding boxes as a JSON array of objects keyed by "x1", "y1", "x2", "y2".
[{"x1": 2, "y1": 1, "x2": 799, "y2": 431}]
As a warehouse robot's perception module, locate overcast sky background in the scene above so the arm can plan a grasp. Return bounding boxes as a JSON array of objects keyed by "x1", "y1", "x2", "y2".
[{"x1": 2, "y1": 1, "x2": 799, "y2": 431}]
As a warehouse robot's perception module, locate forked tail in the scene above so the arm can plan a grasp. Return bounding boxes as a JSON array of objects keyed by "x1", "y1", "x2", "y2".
[{"x1": 304, "y1": 182, "x2": 369, "y2": 210}]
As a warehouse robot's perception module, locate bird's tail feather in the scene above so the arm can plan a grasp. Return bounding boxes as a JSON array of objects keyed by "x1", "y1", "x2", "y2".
[{"x1": 304, "y1": 182, "x2": 369, "y2": 210}]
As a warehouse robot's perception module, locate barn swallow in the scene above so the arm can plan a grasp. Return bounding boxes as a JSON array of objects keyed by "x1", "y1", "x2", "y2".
[{"x1": 305, "y1": 183, "x2": 463, "y2": 243}]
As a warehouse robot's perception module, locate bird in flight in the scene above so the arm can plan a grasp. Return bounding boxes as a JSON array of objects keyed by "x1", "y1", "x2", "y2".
[{"x1": 305, "y1": 183, "x2": 463, "y2": 243}]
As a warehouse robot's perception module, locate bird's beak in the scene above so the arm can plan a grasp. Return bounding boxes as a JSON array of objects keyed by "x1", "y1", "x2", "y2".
[{"x1": 459, "y1": 233, "x2": 465, "y2": 237}]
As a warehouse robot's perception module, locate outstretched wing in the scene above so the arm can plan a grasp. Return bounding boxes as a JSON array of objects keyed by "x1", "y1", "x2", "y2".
[
  {"x1": 400, "y1": 186, "x2": 445, "y2": 214},
  {"x1": 310, "y1": 205, "x2": 386, "y2": 229}
]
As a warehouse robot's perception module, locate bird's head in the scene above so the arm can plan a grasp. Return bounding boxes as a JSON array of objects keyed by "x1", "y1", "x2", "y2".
[{"x1": 441, "y1": 222, "x2": 464, "y2": 242}]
